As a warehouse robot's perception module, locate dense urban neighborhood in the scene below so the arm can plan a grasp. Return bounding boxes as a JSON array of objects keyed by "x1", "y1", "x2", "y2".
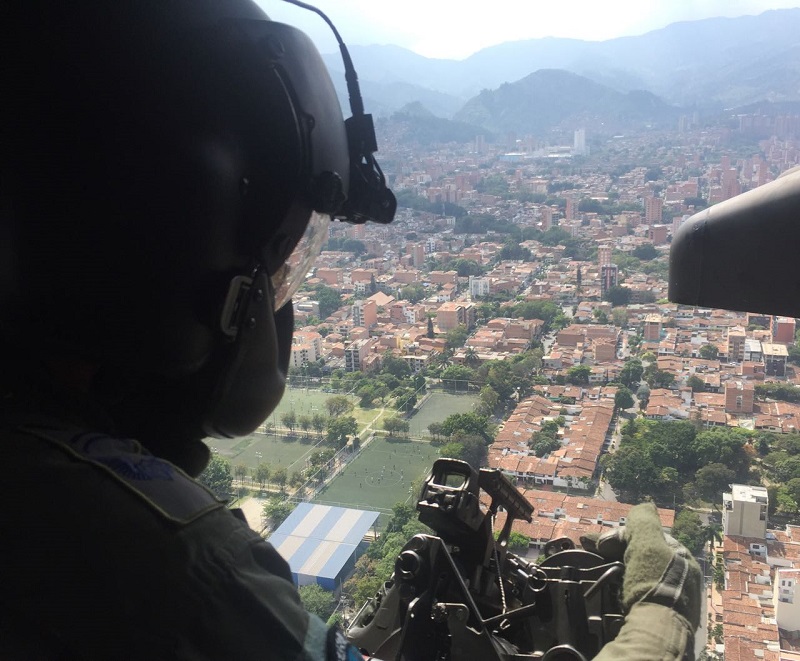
[{"x1": 207, "y1": 107, "x2": 800, "y2": 659}]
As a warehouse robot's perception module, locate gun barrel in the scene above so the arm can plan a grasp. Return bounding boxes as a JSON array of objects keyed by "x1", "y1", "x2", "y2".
[{"x1": 479, "y1": 468, "x2": 534, "y2": 523}]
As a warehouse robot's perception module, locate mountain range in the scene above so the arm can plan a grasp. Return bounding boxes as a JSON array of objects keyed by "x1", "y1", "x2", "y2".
[{"x1": 320, "y1": 8, "x2": 800, "y2": 135}]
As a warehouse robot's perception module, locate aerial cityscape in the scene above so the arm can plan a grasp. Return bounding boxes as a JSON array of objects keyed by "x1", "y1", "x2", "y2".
[{"x1": 198, "y1": 8, "x2": 800, "y2": 659}]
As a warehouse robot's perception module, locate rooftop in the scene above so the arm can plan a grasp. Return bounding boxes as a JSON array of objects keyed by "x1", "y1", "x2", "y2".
[{"x1": 269, "y1": 503, "x2": 379, "y2": 582}]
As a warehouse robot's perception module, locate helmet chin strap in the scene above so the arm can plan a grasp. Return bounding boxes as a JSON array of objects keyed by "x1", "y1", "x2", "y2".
[{"x1": 202, "y1": 270, "x2": 292, "y2": 439}]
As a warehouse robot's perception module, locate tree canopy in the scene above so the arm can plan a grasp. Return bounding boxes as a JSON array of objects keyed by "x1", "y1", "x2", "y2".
[
  {"x1": 198, "y1": 455, "x2": 233, "y2": 500},
  {"x1": 604, "y1": 420, "x2": 752, "y2": 504},
  {"x1": 327, "y1": 416, "x2": 358, "y2": 449},
  {"x1": 298, "y1": 584, "x2": 336, "y2": 622},
  {"x1": 603, "y1": 286, "x2": 631, "y2": 307},
  {"x1": 614, "y1": 387, "x2": 634, "y2": 411}
]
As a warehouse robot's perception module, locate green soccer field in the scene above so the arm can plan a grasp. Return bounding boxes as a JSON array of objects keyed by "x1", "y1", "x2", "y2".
[
  {"x1": 269, "y1": 388, "x2": 351, "y2": 424},
  {"x1": 204, "y1": 387, "x2": 356, "y2": 473},
  {"x1": 207, "y1": 431, "x2": 326, "y2": 474},
  {"x1": 407, "y1": 392, "x2": 480, "y2": 437},
  {"x1": 203, "y1": 389, "x2": 479, "y2": 498},
  {"x1": 313, "y1": 437, "x2": 440, "y2": 513}
]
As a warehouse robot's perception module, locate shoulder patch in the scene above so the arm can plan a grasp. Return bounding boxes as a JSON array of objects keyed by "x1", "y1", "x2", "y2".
[{"x1": 20, "y1": 425, "x2": 226, "y2": 524}]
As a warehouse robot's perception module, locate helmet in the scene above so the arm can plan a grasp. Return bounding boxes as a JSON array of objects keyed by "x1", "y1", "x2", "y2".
[{"x1": 2, "y1": 1, "x2": 394, "y2": 472}]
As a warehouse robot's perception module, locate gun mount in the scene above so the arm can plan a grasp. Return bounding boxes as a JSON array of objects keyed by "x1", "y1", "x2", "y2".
[{"x1": 348, "y1": 459, "x2": 624, "y2": 661}]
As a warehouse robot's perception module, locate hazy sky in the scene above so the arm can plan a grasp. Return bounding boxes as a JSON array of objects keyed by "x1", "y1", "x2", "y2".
[{"x1": 259, "y1": 0, "x2": 800, "y2": 59}]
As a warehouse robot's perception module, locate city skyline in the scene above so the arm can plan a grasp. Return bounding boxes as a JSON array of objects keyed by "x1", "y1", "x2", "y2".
[{"x1": 261, "y1": 1, "x2": 800, "y2": 59}]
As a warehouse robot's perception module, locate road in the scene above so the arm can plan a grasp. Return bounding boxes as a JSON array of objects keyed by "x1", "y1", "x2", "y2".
[{"x1": 595, "y1": 417, "x2": 621, "y2": 502}]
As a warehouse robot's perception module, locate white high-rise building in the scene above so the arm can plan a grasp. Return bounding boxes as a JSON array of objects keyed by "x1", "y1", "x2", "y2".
[{"x1": 573, "y1": 129, "x2": 587, "y2": 156}]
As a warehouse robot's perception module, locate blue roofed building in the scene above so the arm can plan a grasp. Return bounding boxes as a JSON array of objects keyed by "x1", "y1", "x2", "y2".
[{"x1": 268, "y1": 503, "x2": 380, "y2": 591}]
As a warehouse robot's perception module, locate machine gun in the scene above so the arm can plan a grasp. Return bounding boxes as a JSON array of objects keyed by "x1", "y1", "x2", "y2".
[{"x1": 347, "y1": 459, "x2": 625, "y2": 661}]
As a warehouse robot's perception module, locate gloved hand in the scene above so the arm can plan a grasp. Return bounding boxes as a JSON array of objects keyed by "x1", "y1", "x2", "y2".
[{"x1": 580, "y1": 503, "x2": 703, "y2": 661}]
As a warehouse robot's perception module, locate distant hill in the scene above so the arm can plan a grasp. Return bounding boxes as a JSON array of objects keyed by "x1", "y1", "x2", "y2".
[
  {"x1": 322, "y1": 8, "x2": 800, "y2": 116},
  {"x1": 453, "y1": 69, "x2": 677, "y2": 136},
  {"x1": 386, "y1": 102, "x2": 491, "y2": 146}
]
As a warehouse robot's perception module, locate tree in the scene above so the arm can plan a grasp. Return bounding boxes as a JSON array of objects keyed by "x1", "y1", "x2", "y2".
[
  {"x1": 506, "y1": 531, "x2": 531, "y2": 554},
  {"x1": 314, "y1": 285, "x2": 342, "y2": 319},
  {"x1": 645, "y1": 368, "x2": 675, "y2": 389},
  {"x1": 636, "y1": 382, "x2": 651, "y2": 409},
  {"x1": 464, "y1": 347, "x2": 480, "y2": 368},
  {"x1": 603, "y1": 286, "x2": 631, "y2": 307},
  {"x1": 445, "y1": 325, "x2": 469, "y2": 350},
  {"x1": 298, "y1": 414, "x2": 312, "y2": 437},
  {"x1": 699, "y1": 344, "x2": 719, "y2": 361},
  {"x1": 611, "y1": 307, "x2": 628, "y2": 327},
  {"x1": 702, "y1": 523, "x2": 723, "y2": 558},
  {"x1": 254, "y1": 463, "x2": 271, "y2": 491},
  {"x1": 385, "y1": 503, "x2": 415, "y2": 533},
  {"x1": 440, "y1": 441, "x2": 466, "y2": 461},
  {"x1": 309, "y1": 448, "x2": 336, "y2": 469},
  {"x1": 198, "y1": 455, "x2": 233, "y2": 500},
  {"x1": 325, "y1": 395, "x2": 353, "y2": 417},
  {"x1": 289, "y1": 470, "x2": 304, "y2": 489},
  {"x1": 399, "y1": 283, "x2": 426, "y2": 303},
  {"x1": 566, "y1": 365, "x2": 591, "y2": 385},
  {"x1": 672, "y1": 510, "x2": 705, "y2": 555},
  {"x1": 426, "y1": 316, "x2": 435, "y2": 339},
  {"x1": 297, "y1": 583, "x2": 336, "y2": 622},
  {"x1": 393, "y1": 387, "x2": 417, "y2": 412},
  {"x1": 694, "y1": 463, "x2": 736, "y2": 503},
  {"x1": 272, "y1": 467, "x2": 288, "y2": 493},
  {"x1": 604, "y1": 446, "x2": 661, "y2": 502},
  {"x1": 440, "y1": 364, "x2": 475, "y2": 388},
  {"x1": 621, "y1": 416, "x2": 638, "y2": 439},
  {"x1": 593, "y1": 309, "x2": 609, "y2": 324},
  {"x1": 660, "y1": 466, "x2": 680, "y2": 493},
  {"x1": 619, "y1": 359, "x2": 644, "y2": 388},
  {"x1": 450, "y1": 258, "x2": 483, "y2": 277},
  {"x1": 442, "y1": 434, "x2": 488, "y2": 468},
  {"x1": 327, "y1": 415, "x2": 358, "y2": 448},
  {"x1": 756, "y1": 382, "x2": 800, "y2": 403},
  {"x1": 785, "y1": 477, "x2": 800, "y2": 506},
  {"x1": 477, "y1": 385, "x2": 500, "y2": 417},
  {"x1": 632, "y1": 244, "x2": 658, "y2": 260},
  {"x1": 428, "y1": 422, "x2": 445, "y2": 441},
  {"x1": 234, "y1": 463, "x2": 249, "y2": 485},
  {"x1": 508, "y1": 300, "x2": 564, "y2": 333},
  {"x1": 440, "y1": 412, "x2": 493, "y2": 443},
  {"x1": 263, "y1": 497, "x2": 293, "y2": 529},
  {"x1": 382, "y1": 353, "x2": 412, "y2": 379},
  {"x1": 532, "y1": 435, "x2": 561, "y2": 457},
  {"x1": 357, "y1": 384, "x2": 377, "y2": 408},
  {"x1": 281, "y1": 410, "x2": 297, "y2": 434},
  {"x1": 312, "y1": 413, "x2": 327, "y2": 435},
  {"x1": 383, "y1": 416, "x2": 409, "y2": 437},
  {"x1": 687, "y1": 375, "x2": 705, "y2": 392},
  {"x1": 614, "y1": 387, "x2": 634, "y2": 411}
]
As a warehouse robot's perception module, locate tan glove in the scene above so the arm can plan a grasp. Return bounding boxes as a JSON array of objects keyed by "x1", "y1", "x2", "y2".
[{"x1": 581, "y1": 503, "x2": 703, "y2": 661}]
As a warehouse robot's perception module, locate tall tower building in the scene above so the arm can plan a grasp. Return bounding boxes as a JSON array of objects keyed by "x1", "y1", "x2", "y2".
[
  {"x1": 565, "y1": 198, "x2": 575, "y2": 221},
  {"x1": 645, "y1": 197, "x2": 663, "y2": 224},
  {"x1": 410, "y1": 243, "x2": 425, "y2": 268},
  {"x1": 727, "y1": 326, "x2": 746, "y2": 361},
  {"x1": 541, "y1": 207, "x2": 553, "y2": 232},
  {"x1": 600, "y1": 265, "x2": 618, "y2": 297},
  {"x1": 643, "y1": 315, "x2": 662, "y2": 342},
  {"x1": 597, "y1": 244, "x2": 612, "y2": 268},
  {"x1": 723, "y1": 484, "x2": 768, "y2": 539},
  {"x1": 573, "y1": 128, "x2": 586, "y2": 156},
  {"x1": 721, "y1": 169, "x2": 741, "y2": 201},
  {"x1": 772, "y1": 316, "x2": 797, "y2": 344}
]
